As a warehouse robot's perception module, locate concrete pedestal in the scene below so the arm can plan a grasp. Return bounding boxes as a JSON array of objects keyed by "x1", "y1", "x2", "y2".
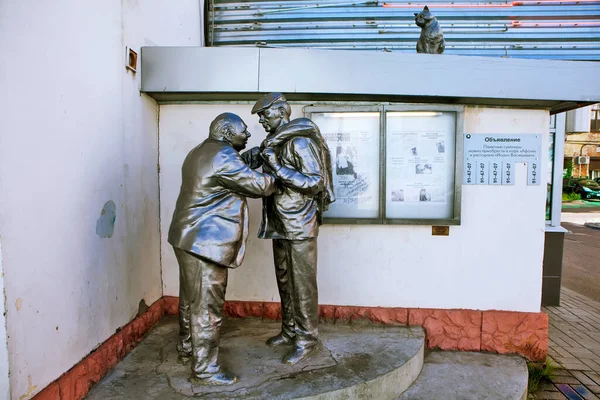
[{"x1": 86, "y1": 317, "x2": 425, "y2": 399}]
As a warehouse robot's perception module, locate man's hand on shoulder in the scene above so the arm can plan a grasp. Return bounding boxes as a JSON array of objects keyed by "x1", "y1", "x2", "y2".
[
  {"x1": 261, "y1": 148, "x2": 280, "y2": 171},
  {"x1": 241, "y1": 146, "x2": 263, "y2": 169}
]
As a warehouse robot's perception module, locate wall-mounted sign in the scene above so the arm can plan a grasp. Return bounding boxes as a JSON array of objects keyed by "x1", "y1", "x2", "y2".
[
  {"x1": 432, "y1": 226, "x2": 449, "y2": 236},
  {"x1": 463, "y1": 134, "x2": 541, "y2": 185}
]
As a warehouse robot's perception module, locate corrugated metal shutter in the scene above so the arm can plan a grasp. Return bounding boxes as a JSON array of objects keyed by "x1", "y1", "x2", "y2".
[{"x1": 206, "y1": 0, "x2": 600, "y2": 60}]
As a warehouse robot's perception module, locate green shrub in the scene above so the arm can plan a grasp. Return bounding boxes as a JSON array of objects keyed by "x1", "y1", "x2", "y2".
[
  {"x1": 563, "y1": 160, "x2": 573, "y2": 178},
  {"x1": 562, "y1": 192, "x2": 581, "y2": 202},
  {"x1": 528, "y1": 360, "x2": 557, "y2": 394}
]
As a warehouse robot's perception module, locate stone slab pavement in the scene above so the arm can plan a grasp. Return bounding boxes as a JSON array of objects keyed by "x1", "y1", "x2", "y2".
[{"x1": 535, "y1": 288, "x2": 600, "y2": 399}]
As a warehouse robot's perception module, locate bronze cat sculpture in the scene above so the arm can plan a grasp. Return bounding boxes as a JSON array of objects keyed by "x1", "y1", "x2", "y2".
[{"x1": 414, "y1": 6, "x2": 445, "y2": 54}]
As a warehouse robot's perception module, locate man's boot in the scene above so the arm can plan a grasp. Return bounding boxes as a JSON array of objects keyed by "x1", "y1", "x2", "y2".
[
  {"x1": 266, "y1": 331, "x2": 294, "y2": 347},
  {"x1": 190, "y1": 370, "x2": 238, "y2": 386},
  {"x1": 282, "y1": 345, "x2": 316, "y2": 365}
]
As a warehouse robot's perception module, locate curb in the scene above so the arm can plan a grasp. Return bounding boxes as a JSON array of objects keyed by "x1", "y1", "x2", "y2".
[{"x1": 584, "y1": 221, "x2": 600, "y2": 230}]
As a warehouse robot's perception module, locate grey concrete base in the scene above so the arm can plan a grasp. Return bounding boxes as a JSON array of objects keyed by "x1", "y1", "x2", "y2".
[
  {"x1": 398, "y1": 351, "x2": 528, "y2": 400},
  {"x1": 87, "y1": 316, "x2": 425, "y2": 400}
]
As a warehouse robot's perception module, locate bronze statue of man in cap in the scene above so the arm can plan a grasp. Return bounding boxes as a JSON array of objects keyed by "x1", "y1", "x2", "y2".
[
  {"x1": 248, "y1": 93, "x2": 335, "y2": 364},
  {"x1": 168, "y1": 112, "x2": 278, "y2": 385}
]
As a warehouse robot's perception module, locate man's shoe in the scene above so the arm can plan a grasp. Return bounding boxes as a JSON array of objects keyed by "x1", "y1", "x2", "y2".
[
  {"x1": 266, "y1": 332, "x2": 293, "y2": 347},
  {"x1": 189, "y1": 371, "x2": 238, "y2": 386},
  {"x1": 282, "y1": 346, "x2": 315, "y2": 365}
]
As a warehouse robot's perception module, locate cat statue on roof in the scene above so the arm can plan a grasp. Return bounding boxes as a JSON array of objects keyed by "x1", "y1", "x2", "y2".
[{"x1": 414, "y1": 6, "x2": 445, "y2": 54}]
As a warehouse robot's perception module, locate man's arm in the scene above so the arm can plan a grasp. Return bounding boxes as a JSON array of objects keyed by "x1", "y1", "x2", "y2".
[
  {"x1": 215, "y1": 147, "x2": 277, "y2": 198},
  {"x1": 262, "y1": 137, "x2": 324, "y2": 195}
]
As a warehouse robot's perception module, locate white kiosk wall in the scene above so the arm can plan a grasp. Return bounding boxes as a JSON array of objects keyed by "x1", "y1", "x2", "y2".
[{"x1": 159, "y1": 104, "x2": 548, "y2": 313}]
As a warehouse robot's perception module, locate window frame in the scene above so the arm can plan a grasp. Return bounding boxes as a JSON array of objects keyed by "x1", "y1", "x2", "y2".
[
  {"x1": 304, "y1": 103, "x2": 464, "y2": 226},
  {"x1": 591, "y1": 105, "x2": 600, "y2": 133},
  {"x1": 547, "y1": 112, "x2": 566, "y2": 229}
]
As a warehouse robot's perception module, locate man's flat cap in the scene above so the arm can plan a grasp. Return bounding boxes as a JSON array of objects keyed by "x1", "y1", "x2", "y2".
[{"x1": 251, "y1": 93, "x2": 287, "y2": 114}]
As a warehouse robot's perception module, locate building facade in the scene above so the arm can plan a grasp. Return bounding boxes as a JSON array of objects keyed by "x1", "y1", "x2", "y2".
[{"x1": 564, "y1": 105, "x2": 600, "y2": 178}]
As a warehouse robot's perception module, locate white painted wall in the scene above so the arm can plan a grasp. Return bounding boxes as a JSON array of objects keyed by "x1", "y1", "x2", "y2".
[
  {"x1": 0, "y1": 1, "x2": 201, "y2": 398},
  {"x1": 0, "y1": 243, "x2": 10, "y2": 400},
  {"x1": 160, "y1": 104, "x2": 547, "y2": 314}
]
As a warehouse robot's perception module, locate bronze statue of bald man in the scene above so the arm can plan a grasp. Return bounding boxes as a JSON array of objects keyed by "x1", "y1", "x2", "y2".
[
  {"x1": 168, "y1": 112, "x2": 278, "y2": 385},
  {"x1": 249, "y1": 93, "x2": 335, "y2": 364}
]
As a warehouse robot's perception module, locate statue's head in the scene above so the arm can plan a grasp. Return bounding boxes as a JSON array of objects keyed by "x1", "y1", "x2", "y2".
[
  {"x1": 251, "y1": 93, "x2": 291, "y2": 134},
  {"x1": 209, "y1": 112, "x2": 251, "y2": 151},
  {"x1": 414, "y1": 5, "x2": 434, "y2": 28}
]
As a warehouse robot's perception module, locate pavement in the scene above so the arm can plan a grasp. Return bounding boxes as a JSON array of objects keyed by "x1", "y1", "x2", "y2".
[
  {"x1": 537, "y1": 288, "x2": 600, "y2": 400},
  {"x1": 560, "y1": 204, "x2": 600, "y2": 303},
  {"x1": 532, "y1": 203, "x2": 600, "y2": 399},
  {"x1": 399, "y1": 351, "x2": 527, "y2": 400}
]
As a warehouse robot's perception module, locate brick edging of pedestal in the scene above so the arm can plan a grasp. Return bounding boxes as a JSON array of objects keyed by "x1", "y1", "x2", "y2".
[
  {"x1": 164, "y1": 297, "x2": 548, "y2": 361},
  {"x1": 33, "y1": 296, "x2": 548, "y2": 400}
]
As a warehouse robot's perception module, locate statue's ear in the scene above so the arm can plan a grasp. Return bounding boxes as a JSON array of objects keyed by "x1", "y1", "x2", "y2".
[{"x1": 424, "y1": 5, "x2": 429, "y2": 11}]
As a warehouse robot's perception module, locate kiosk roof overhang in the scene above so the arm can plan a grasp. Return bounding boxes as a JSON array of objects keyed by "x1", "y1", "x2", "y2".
[{"x1": 141, "y1": 47, "x2": 600, "y2": 114}]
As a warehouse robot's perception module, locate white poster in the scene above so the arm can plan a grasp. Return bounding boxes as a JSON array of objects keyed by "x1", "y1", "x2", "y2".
[
  {"x1": 385, "y1": 112, "x2": 456, "y2": 220},
  {"x1": 311, "y1": 112, "x2": 380, "y2": 219},
  {"x1": 388, "y1": 131, "x2": 447, "y2": 203}
]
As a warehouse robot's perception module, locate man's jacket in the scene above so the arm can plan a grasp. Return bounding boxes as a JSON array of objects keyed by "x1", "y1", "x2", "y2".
[
  {"x1": 169, "y1": 139, "x2": 276, "y2": 268},
  {"x1": 259, "y1": 118, "x2": 335, "y2": 240}
]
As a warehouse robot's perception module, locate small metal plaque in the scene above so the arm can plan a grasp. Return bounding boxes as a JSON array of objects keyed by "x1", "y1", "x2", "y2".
[{"x1": 432, "y1": 226, "x2": 449, "y2": 236}]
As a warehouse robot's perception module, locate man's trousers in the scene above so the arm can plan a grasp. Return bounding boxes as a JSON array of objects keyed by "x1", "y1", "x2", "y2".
[
  {"x1": 174, "y1": 247, "x2": 228, "y2": 378},
  {"x1": 272, "y1": 238, "x2": 319, "y2": 348}
]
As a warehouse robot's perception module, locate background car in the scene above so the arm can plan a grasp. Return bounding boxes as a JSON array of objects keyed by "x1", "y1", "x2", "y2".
[{"x1": 563, "y1": 177, "x2": 600, "y2": 200}]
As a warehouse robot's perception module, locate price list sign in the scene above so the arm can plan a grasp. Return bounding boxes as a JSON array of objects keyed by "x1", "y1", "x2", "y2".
[{"x1": 463, "y1": 134, "x2": 541, "y2": 186}]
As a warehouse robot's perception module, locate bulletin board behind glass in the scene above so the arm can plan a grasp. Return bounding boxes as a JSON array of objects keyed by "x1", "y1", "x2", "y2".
[
  {"x1": 385, "y1": 111, "x2": 456, "y2": 220},
  {"x1": 305, "y1": 104, "x2": 462, "y2": 225}
]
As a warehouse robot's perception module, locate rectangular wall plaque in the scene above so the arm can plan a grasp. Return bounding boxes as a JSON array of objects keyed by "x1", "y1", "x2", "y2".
[
  {"x1": 432, "y1": 226, "x2": 450, "y2": 236},
  {"x1": 463, "y1": 134, "x2": 541, "y2": 185}
]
